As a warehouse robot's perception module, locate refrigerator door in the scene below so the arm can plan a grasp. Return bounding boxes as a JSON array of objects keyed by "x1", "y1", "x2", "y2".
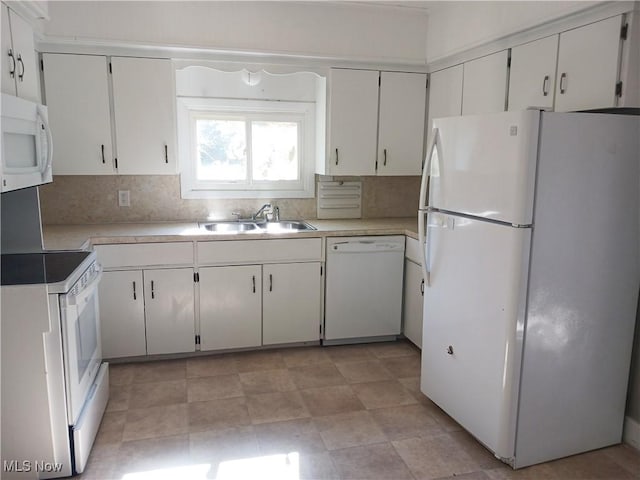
[
  {"x1": 421, "y1": 211, "x2": 531, "y2": 461},
  {"x1": 429, "y1": 110, "x2": 540, "y2": 225}
]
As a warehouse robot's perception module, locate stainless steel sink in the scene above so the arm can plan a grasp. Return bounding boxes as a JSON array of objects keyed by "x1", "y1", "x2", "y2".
[{"x1": 199, "y1": 220, "x2": 316, "y2": 233}]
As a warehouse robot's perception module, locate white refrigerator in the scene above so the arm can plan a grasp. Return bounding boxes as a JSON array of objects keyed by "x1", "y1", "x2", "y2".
[{"x1": 417, "y1": 110, "x2": 639, "y2": 468}]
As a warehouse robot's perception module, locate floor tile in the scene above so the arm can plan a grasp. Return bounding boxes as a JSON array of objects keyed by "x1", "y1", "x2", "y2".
[
  {"x1": 239, "y1": 368, "x2": 296, "y2": 394},
  {"x1": 380, "y1": 354, "x2": 422, "y2": 378},
  {"x1": 484, "y1": 464, "x2": 559, "y2": 480},
  {"x1": 299, "y1": 384, "x2": 365, "y2": 417},
  {"x1": 325, "y1": 344, "x2": 376, "y2": 363},
  {"x1": 602, "y1": 444, "x2": 640, "y2": 476},
  {"x1": 543, "y1": 448, "x2": 637, "y2": 479},
  {"x1": 367, "y1": 340, "x2": 420, "y2": 358},
  {"x1": 334, "y1": 359, "x2": 393, "y2": 384},
  {"x1": 94, "y1": 410, "x2": 126, "y2": 446},
  {"x1": 254, "y1": 418, "x2": 326, "y2": 455},
  {"x1": 298, "y1": 451, "x2": 340, "y2": 480},
  {"x1": 108, "y1": 363, "x2": 138, "y2": 386},
  {"x1": 187, "y1": 374, "x2": 243, "y2": 402},
  {"x1": 369, "y1": 404, "x2": 442, "y2": 441},
  {"x1": 186, "y1": 354, "x2": 238, "y2": 378},
  {"x1": 449, "y1": 430, "x2": 507, "y2": 470},
  {"x1": 247, "y1": 391, "x2": 310, "y2": 424},
  {"x1": 280, "y1": 346, "x2": 333, "y2": 367},
  {"x1": 114, "y1": 434, "x2": 190, "y2": 478},
  {"x1": 351, "y1": 380, "x2": 418, "y2": 409},
  {"x1": 132, "y1": 359, "x2": 186, "y2": 383},
  {"x1": 123, "y1": 404, "x2": 189, "y2": 442},
  {"x1": 393, "y1": 434, "x2": 480, "y2": 480},
  {"x1": 106, "y1": 383, "x2": 130, "y2": 412},
  {"x1": 128, "y1": 379, "x2": 187, "y2": 408},
  {"x1": 188, "y1": 397, "x2": 251, "y2": 433},
  {"x1": 289, "y1": 364, "x2": 347, "y2": 389},
  {"x1": 235, "y1": 350, "x2": 287, "y2": 373},
  {"x1": 436, "y1": 472, "x2": 492, "y2": 480},
  {"x1": 314, "y1": 410, "x2": 387, "y2": 450},
  {"x1": 189, "y1": 425, "x2": 260, "y2": 464},
  {"x1": 330, "y1": 442, "x2": 414, "y2": 479}
]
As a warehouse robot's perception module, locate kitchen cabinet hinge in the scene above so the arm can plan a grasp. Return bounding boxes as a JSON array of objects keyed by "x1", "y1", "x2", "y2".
[
  {"x1": 616, "y1": 81, "x2": 623, "y2": 97},
  {"x1": 194, "y1": 272, "x2": 200, "y2": 283},
  {"x1": 195, "y1": 334, "x2": 201, "y2": 345},
  {"x1": 621, "y1": 23, "x2": 628, "y2": 40}
]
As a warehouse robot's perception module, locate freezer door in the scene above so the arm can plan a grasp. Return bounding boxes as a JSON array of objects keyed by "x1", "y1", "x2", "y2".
[
  {"x1": 429, "y1": 110, "x2": 540, "y2": 225},
  {"x1": 421, "y1": 212, "x2": 531, "y2": 460}
]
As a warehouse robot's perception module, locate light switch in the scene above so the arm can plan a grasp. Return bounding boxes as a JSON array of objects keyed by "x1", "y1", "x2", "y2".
[{"x1": 118, "y1": 190, "x2": 130, "y2": 207}]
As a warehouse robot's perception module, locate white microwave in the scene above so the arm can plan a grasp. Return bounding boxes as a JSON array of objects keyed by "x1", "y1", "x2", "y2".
[{"x1": 1, "y1": 93, "x2": 53, "y2": 193}]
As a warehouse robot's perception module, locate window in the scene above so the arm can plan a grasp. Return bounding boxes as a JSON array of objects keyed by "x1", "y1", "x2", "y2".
[{"x1": 177, "y1": 98, "x2": 315, "y2": 199}]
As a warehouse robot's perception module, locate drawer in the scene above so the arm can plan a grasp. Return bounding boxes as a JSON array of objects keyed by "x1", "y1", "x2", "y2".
[
  {"x1": 95, "y1": 242, "x2": 194, "y2": 269},
  {"x1": 197, "y1": 238, "x2": 322, "y2": 265},
  {"x1": 405, "y1": 236, "x2": 422, "y2": 265}
]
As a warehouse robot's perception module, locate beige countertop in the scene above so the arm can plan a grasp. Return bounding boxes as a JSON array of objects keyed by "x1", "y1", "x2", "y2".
[{"x1": 43, "y1": 217, "x2": 419, "y2": 251}]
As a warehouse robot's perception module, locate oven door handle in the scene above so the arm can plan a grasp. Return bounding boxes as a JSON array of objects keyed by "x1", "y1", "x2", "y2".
[{"x1": 66, "y1": 267, "x2": 103, "y2": 307}]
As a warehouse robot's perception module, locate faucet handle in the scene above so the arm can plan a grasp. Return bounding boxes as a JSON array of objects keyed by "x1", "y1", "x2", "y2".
[
  {"x1": 273, "y1": 206, "x2": 280, "y2": 221},
  {"x1": 231, "y1": 212, "x2": 242, "y2": 221}
]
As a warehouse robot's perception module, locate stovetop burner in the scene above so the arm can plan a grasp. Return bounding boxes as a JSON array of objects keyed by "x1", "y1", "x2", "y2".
[{"x1": 1, "y1": 251, "x2": 93, "y2": 288}]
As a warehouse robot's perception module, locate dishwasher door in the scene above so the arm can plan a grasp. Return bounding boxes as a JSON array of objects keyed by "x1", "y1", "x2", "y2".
[{"x1": 324, "y1": 236, "x2": 405, "y2": 343}]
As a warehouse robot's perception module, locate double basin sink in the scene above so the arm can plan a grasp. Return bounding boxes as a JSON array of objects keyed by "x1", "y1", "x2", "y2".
[{"x1": 200, "y1": 220, "x2": 316, "y2": 234}]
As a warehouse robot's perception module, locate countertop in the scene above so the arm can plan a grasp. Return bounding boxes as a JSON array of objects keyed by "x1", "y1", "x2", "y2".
[{"x1": 43, "y1": 217, "x2": 419, "y2": 251}]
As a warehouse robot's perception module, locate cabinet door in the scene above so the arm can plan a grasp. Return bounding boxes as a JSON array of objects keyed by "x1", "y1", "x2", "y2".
[
  {"x1": 144, "y1": 268, "x2": 195, "y2": 355},
  {"x1": 403, "y1": 259, "x2": 423, "y2": 348},
  {"x1": 555, "y1": 15, "x2": 623, "y2": 112},
  {"x1": 426, "y1": 65, "x2": 463, "y2": 133},
  {"x1": 327, "y1": 68, "x2": 378, "y2": 176},
  {"x1": 377, "y1": 72, "x2": 427, "y2": 176},
  {"x1": 43, "y1": 54, "x2": 115, "y2": 175},
  {"x1": 508, "y1": 35, "x2": 559, "y2": 111},
  {"x1": 199, "y1": 265, "x2": 262, "y2": 351},
  {"x1": 462, "y1": 50, "x2": 509, "y2": 115},
  {"x1": 111, "y1": 57, "x2": 177, "y2": 175},
  {"x1": 8, "y1": 9, "x2": 39, "y2": 103},
  {"x1": 1, "y1": 6, "x2": 15, "y2": 96},
  {"x1": 99, "y1": 270, "x2": 147, "y2": 358},
  {"x1": 263, "y1": 262, "x2": 322, "y2": 345}
]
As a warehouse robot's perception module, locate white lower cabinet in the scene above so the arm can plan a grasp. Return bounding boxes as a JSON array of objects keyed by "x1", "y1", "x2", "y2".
[
  {"x1": 99, "y1": 267, "x2": 196, "y2": 358},
  {"x1": 143, "y1": 268, "x2": 196, "y2": 355},
  {"x1": 99, "y1": 270, "x2": 147, "y2": 358},
  {"x1": 199, "y1": 265, "x2": 263, "y2": 351},
  {"x1": 403, "y1": 259, "x2": 424, "y2": 348},
  {"x1": 263, "y1": 262, "x2": 322, "y2": 345}
]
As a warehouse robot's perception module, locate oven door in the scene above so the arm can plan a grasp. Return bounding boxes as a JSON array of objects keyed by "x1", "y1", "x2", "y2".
[{"x1": 60, "y1": 267, "x2": 103, "y2": 425}]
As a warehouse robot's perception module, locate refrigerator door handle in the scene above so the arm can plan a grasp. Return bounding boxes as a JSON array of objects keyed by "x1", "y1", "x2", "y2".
[
  {"x1": 418, "y1": 127, "x2": 440, "y2": 212},
  {"x1": 419, "y1": 211, "x2": 431, "y2": 287}
]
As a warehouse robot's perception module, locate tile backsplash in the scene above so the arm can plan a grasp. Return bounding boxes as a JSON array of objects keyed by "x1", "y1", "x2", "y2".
[{"x1": 39, "y1": 175, "x2": 420, "y2": 224}]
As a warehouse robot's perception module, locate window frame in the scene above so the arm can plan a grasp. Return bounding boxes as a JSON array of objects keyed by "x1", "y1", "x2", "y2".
[{"x1": 177, "y1": 97, "x2": 315, "y2": 199}]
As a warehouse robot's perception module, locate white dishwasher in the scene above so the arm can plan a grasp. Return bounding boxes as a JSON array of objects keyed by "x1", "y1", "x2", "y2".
[{"x1": 324, "y1": 235, "x2": 405, "y2": 344}]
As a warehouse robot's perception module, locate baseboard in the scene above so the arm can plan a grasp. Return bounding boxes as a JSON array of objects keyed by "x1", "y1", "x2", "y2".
[{"x1": 623, "y1": 416, "x2": 640, "y2": 450}]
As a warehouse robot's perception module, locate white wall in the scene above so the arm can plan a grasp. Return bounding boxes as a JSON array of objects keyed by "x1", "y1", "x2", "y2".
[
  {"x1": 42, "y1": 1, "x2": 429, "y2": 66},
  {"x1": 426, "y1": 1, "x2": 603, "y2": 62}
]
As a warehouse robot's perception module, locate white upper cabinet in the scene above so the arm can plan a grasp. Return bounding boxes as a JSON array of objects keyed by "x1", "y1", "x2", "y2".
[
  {"x1": 326, "y1": 68, "x2": 379, "y2": 176},
  {"x1": 426, "y1": 64, "x2": 463, "y2": 133},
  {"x1": 508, "y1": 35, "x2": 559, "y2": 111},
  {"x1": 111, "y1": 57, "x2": 177, "y2": 175},
  {"x1": 43, "y1": 53, "x2": 115, "y2": 175},
  {"x1": 43, "y1": 53, "x2": 177, "y2": 175},
  {"x1": 554, "y1": 15, "x2": 624, "y2": 112},
  {"x1": 462, "y1": 50, "x2": 509, "y2": 115},
  {"x1": 1, "y1": 5, "x2": 39, "y2": 102},
  {"x1": 377, "y1": 71, "x2": 427, "y2": 176}
]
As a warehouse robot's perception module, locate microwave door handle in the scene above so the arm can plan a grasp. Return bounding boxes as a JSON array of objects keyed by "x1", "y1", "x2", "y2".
[{"x1": 37, "y1": 106, "x2": 53, "y2": 175}]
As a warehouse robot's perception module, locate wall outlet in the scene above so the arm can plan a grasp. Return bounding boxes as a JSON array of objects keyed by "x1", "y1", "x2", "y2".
[{"x1": 118, "y1": 190, "x2": 130, "y2": 207}]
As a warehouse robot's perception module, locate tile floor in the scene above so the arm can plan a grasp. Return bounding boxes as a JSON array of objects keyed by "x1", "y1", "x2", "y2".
[{"x1": 82, "y1": 341, "x2": 640, "y2": 479}]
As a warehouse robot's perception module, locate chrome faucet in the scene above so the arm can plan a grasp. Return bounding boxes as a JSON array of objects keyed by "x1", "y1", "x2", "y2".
[{"x1": 252, "y1": 203, "x2": 272, "y2": 221}]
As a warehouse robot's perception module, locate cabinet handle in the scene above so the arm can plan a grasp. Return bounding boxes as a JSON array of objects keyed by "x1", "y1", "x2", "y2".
[
  {"x1": 151, "y1": 280, "x2": 155, "y2": 299},
  {"x1": 252, "y1": 275, "x2": 256, "y2": 293},
  {"x1": 164, "y1": 144, "x2": 168, "y2": 164},
  {"x1": 542, "y1": 75, "x2": 549, "y2": 97},
  {"x1": 559, "y1": 73, "x2": 567, "y2": 94},
  {"x1": 269, "y1": 273, "x2": 273, "y2": 292},
  {"x1": 101, "y1": 144, "x2": 106, "y2": 164},
  {"x1": 447, "y1": 345, "x2": 454, "y2": 355},
  {"x1": 383, "y1": 148, "x2": 387, "y2": 166},
  {"x1": 420, "y1": 279, "x2": 424, "y2": 296},
  {"x1": 133, "y1": 281, "x2": 137, "y2": 300},
  {"x1": 335, "y1": 148, "x2": 339, "y2": 166},
  {"x1": 8, "y1": 49, "x2": 15, "y2": 78},
  {"x1": 17, "y1": 54, "x2": 24, "y2": 82}
]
